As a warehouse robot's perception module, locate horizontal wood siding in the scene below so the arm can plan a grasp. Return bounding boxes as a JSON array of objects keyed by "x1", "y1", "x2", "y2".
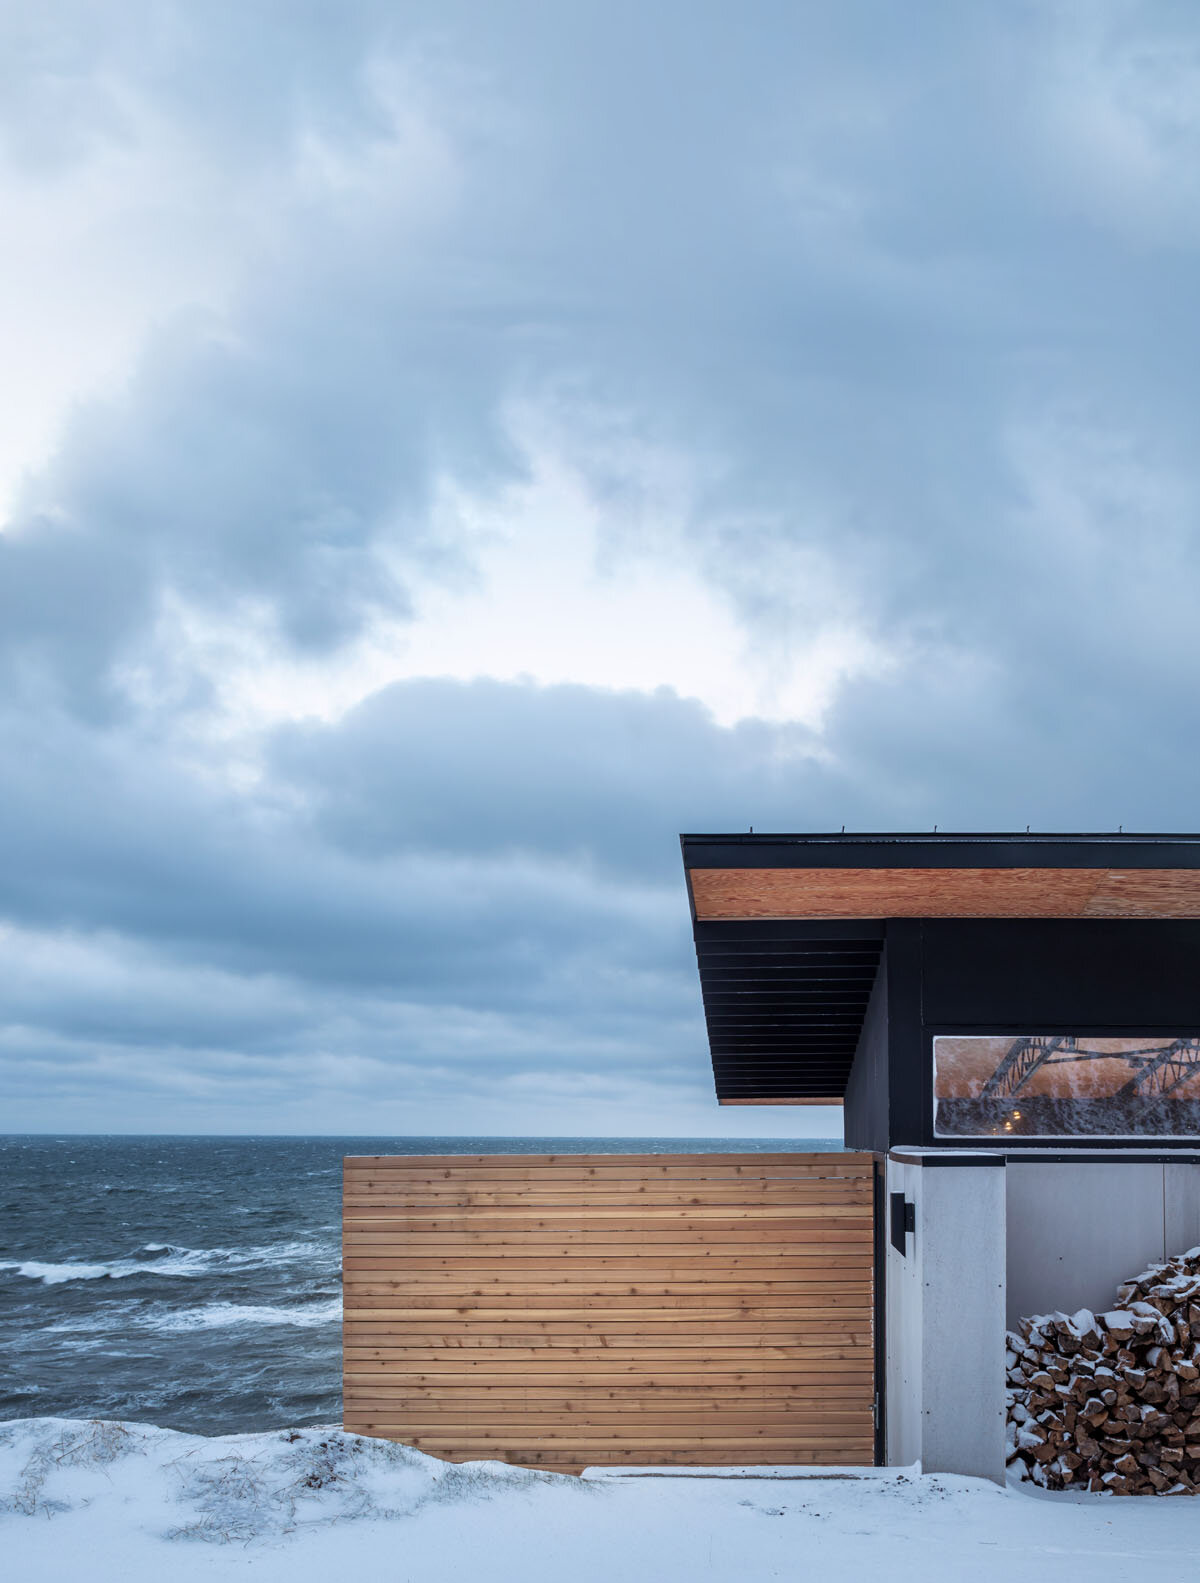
[{"x1": 343, "y1": 1152, "x2": 875, "y2": 1472}]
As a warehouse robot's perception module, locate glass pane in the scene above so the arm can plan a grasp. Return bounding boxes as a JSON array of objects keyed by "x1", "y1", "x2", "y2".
[{"x1": 933, "y1": 1035, "x2": 1200, "y2": 1139}]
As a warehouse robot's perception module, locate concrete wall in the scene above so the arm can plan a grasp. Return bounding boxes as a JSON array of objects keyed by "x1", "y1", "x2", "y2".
[
  {"x1": 884, "y1": 1157, "x2": 922, "y2": 1467},
  {"x1": 885, "y1": 1157, "x2": 1007, "y2": 1482},
  {"x1": 1007, "y1": 1161, "x2": 1200, "y2": 1327}
]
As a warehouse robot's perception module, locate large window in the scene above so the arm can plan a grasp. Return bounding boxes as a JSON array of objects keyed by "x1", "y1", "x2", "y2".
[{"x1": 933, "y1": 1035, "x2": 1200, "y2": 1139}]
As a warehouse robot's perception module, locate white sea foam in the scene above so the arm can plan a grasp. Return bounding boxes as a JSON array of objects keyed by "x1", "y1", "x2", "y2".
[
  {"x1": 0, "y1": 1261, "x2": 116, "y2": 1286},
  {"x1": 147, "y1": 1297, "x2": 344, "y2": 1332},
  {"x1": 0, "y1": 1240, "x2": 332, "y2": 1286},
  {"x1": 41, "y1": 1295, "x2": 342, "y2": 1336}
]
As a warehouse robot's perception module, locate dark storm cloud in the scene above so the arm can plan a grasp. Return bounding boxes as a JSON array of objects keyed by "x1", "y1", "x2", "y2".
[
  {"x1": 2, "y1": 286, "x2": 512, "y2": 708},
  {"x1": 267, "y1": 679, "x2": 821, "y2": 879},
  {"x1": 4, "y1": 662, "x2": 1193, "y2": 1123},
  {"x1": 7, "y1": 0, "x2": 1199, "y2": 691},
  {"x1": 0, "y1": 699, "x2": 679, "y2": 1004},
  {"x1": 0, "y1": 688, "x2": 757, "y2": 1128},
  {"x1": 4, "y1": 1, "x2": 1200, "y2": 1127}
]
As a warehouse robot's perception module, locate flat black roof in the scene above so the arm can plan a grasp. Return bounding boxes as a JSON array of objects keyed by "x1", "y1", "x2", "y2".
[{"x1": 682, "y1": 831, "x2": 1200, "y2": 870}]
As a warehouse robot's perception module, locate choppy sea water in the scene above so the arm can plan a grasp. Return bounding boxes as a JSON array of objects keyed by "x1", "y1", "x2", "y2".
[{"x1": 0, "y1": 1134, "x2": 839, "y2": 1435}]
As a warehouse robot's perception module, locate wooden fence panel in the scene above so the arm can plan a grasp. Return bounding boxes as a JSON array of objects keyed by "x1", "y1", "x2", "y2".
[{"x1": 343, "y1": 1152, "x2": 875, "y2": 1472}]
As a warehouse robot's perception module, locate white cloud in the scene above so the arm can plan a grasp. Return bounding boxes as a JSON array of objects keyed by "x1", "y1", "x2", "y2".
[
  {"x1": 123, "y1": 400, "x2": 890, "y2": 750},
  {"x1": 0, "y1": 107, "x2": 236, "y2": 517}
]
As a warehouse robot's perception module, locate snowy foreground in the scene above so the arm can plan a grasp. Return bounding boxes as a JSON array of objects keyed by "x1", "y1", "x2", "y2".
[{"x1": 5, "y1": 1420, "x2": 1200, "y2": 1583}]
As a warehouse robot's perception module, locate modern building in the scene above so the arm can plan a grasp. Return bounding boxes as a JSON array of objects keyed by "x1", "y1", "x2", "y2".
[{"x1": 681, "y1": 830, "x2": 1200, "y2": 1479}]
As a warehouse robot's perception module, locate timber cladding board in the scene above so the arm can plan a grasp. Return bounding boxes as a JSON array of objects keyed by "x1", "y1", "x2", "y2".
[
  {"x1": 688, "y1": 866, "x2": 1200, "y2": 919},
  {"x1": 342, "y1": 1153, "x2": 874, "y2": 1473}
]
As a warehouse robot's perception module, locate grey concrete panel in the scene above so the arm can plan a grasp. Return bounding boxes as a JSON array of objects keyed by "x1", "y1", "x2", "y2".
[
  {"x1": 1165, "y1": 1164, "x2": 1200, "y2": 1259},
  {"x1": 885, "y1": 1158, "x2": 1007, "y2": 1482},
  {"x1": 884, "y1": 1159, "x2": 922, "y2": 1468},
  {"x1": 920, "y1": 1166, "x2": 1007, "y2": 1482},
  {"x1": 1006, "y1": 1163, "x2": 1165, "y2": 1327}
]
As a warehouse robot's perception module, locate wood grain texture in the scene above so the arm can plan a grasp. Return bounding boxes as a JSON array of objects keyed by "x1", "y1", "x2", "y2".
[
  {"x1": 344, "y1": 1152, "x2": 873, "y2": 1172},
  {"x1": 342, "y1": 1152, "x2": 874, "y2": 1472},
  {"x1": 688, "y1": 865, "x2": 1200, "y2": 920}
]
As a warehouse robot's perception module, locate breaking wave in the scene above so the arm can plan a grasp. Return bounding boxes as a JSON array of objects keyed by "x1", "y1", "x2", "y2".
[
  {"x1": 0, "y1": 1240, "x2": 331, "y2": 1286},
  {"x1": 146, "y1": 1297, "x2": 343, "y2": 1332}
]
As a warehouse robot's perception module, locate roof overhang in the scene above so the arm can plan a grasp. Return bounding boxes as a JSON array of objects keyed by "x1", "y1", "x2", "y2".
[
  {"x1": 681, "y1": 832, "x2": 1200, "y2": 1105},
  {"x1": 693, "y1": 918, "x2": 883, "y2": 1105}
]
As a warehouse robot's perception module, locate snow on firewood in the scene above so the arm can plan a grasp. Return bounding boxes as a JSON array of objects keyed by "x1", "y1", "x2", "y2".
[{"x1": 1008, "y1": 1248, "x2": 1200, "y2": 1495}]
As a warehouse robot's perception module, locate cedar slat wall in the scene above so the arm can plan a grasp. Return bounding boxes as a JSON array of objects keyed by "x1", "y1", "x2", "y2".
[{"x1": 343, "y1": 1152, "x2": 875, "y2": 1472}]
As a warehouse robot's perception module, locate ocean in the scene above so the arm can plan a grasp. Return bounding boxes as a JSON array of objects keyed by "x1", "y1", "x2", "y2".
[{"x1": 0, "y1": 1134, "x2": 841, "y2": 1435}]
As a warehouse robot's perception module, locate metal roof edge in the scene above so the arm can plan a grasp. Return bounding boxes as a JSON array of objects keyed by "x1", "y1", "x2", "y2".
[{"x1": 680, "y1": 832, "x2": 1200, "y2": 870}]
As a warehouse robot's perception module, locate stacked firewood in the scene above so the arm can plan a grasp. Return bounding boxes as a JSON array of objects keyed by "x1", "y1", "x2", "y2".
[{"x1": 1007, "y1": 1248, "x2": 1200, "y2": 1494}]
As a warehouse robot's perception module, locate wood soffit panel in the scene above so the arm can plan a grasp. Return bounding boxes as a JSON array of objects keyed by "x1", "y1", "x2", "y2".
[{"x1": 689, "y1": 867, "x2": 1200, "y2": 921}]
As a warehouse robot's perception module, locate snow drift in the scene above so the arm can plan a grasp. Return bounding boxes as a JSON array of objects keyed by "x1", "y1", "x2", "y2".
[{"x1": 6, "y1": 1416, "x2": 1200, "y2": 1582}]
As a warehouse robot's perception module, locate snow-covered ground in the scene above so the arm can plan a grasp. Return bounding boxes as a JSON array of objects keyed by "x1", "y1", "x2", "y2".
[{"x1": 4, "y1": 1418, "x2": 1200, "y2": 1582}]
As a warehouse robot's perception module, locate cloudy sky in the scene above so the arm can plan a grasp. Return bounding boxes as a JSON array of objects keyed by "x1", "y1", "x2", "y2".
[{"x1": 4, "y1": 1, "x2": 1200, "y2": 1136}]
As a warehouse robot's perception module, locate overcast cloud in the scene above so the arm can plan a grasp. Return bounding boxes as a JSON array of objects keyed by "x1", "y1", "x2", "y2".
[{"x1": 3, "y1": 1, "x2": 1200, "y2": 1134}]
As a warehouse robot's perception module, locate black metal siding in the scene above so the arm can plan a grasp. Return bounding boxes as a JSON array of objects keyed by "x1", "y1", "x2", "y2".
[
  {"x1": 912, "y1": 920, "x2": 1200, "y2": 1147},
  {"x1": 885, "y1": 921, "x2": 925, "y2": 1146},
  {"x1": 920, "y1": 920, "x2": 1200, "y2": 1028},
  {"x1": 843, "y1": 945, "x2": 888, "y2": 1151}
]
